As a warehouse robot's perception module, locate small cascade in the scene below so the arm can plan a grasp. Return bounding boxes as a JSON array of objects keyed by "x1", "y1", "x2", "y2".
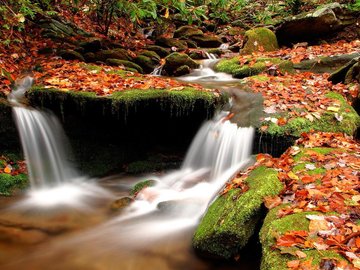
[
  {"x1": 9, "y1": 77, "x2": 78, "y2": 188},
  {"x1": 219, "y1": 43, "x2": 229, "y2": 50},
  {"x1": 107, "y1": 112, "x2": 255, "y2": 243},
  {"x1": 150, "y1": 64, "x2": 164, "y2": 76},
  {"x1": 178, "y1": 55, "x2": 237, "y2": 82},
  {"x1": 204, "y1": 52, "x2": 217, "y2": 60},
  {"x1": 8, "y1": 76, "x2": 111, "y2": 207}
]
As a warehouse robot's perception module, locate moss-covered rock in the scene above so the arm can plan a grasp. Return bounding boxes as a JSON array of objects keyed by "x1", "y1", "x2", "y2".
[
  {"x1": 275, "y1": 3, "x2": 357, "y2": 45},
  {"x1": 106, "y1": 59, "x2": 143, "y2": 73},
  {"x1": 58, "y1": 49, "x2": 85, "y2": 61},
  {"x1": 139, "y1": 50, "x2": 161, "y2": 62},
  {"x1": 155, "y1": 37, "x2": 188, "y2": 51},
  {"x1": 174, "y1": 26, "x2": 204, "y2": 38},
  {"x1": 192, "y1": 166, "x2": 283, "y2": 259},
  {"x1": 260, "y1": 207, "x2": 349, "y2": 270},
  {"x1": 95, "y1": 48, "x2": 132, "y2": 62},
  {"x1": 133, "y1": 55, "x2": 158, "y2": 74},
  {"x1": 263, "y1": 92, "x2": 360, "y2": 137},
  {"x1": 240, "y1": 28, "x2": 279, "y2": 55},
  {"x1": 215, "y1": 57, "x2": 293, "y2": 79},
  {"x1": 146, "y1": 45, "x2": 170, "y2": 58},
  {"x1": 191, "y1": 35, "x2": 222, "y2": 48},
  {"x1": 174, "y1": 65, "x2": 191, "y2": 76},
  {"x1": 110, "y1": 196, "x2": 134, "y2": 212},
  {"x1": 130, "y1": 179, "x2": 157, "y2": 196},
  {"x1": 163, "y1": 52, "x2": 199, "y2": 76}
]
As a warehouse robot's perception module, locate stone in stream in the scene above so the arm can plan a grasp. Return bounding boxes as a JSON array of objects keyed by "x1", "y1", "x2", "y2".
[
  {"x1": 163, "y1": 52, "x2": 199, "y2": 76},
  {"x1": 192, "y1": 166, "x2": 283, "y2": 259},
  {"x1": 110, "y1": 197, "x2": 134, "y2": 212},
  {"x1": 155, "y1": 37, "x2": 188, "y2": 51},
  {"x1": 174, "y1": 26, "x2": 204, "y2": 38}
]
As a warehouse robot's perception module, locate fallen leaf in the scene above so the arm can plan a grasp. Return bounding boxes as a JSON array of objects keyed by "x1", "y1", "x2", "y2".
[
  {"x1": 4, "y1": 165, "x2": 12, "y2": 174},
  {"x1": 287, "y1": 260, "x2": 300, "y2": 268}
]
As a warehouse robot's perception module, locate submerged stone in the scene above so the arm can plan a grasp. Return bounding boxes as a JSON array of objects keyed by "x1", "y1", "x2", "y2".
[{"x1": 192, "y1": 166, "x2": 283, "y2": 259}]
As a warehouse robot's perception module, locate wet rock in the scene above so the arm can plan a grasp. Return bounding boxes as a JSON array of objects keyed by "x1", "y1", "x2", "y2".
[
  {"x1": 294, "y1": 52, "x2": 360, "y2": 74},
  {"x1": 134, "y1": 54, "x2": 159, "y2": 74},
  {"x1": 157, "y1": 198, "x2": 203, "y2": 217},
  {"x1": 130, "y1": 179, "x2": 157, "y2": 196},
  {"x1": 174, "y1": 26, "x2": 204, "y2": 38},
  {"x1": 276, "y1": 3, "x2": 358, "y2": 45},
  {"x1": 184, "y1": 39, "x2": 198, "y2": 49},
  {"x1": 58, "y1": 49, "x2": 85, "y2": 62},
  {"x1": 163, "y1": 53, "x2": 199, "y2": 76},
  {"x1": 174, "y1": 65, "x2": 191, "y2": 76},
  {"x1": 139, "y1": 50, "x2": 161, "y2": 62},
  {"x1": 106, "y1": 59, "x2": 143, "y2": 73},
  {"x1": 110, "y1": 197, "x2": 134, "y2": 212},
  {"x1": 240, "y1": 27, "x2": 279, "y2": 55},
  {"x1": 193, "y1": 166, "x2": 283, "y2": 259},
  {"x1": 190, "y1": 35, "x2": 222, "y2": 48},
  {"x1": 146, "y1": 45, "x2": 170, "y2": 58},
  {"x1": 328, "y1": 56, "x2": 360, "y2": 84},
  {"x1": 155, "y1": 37, "x2": 188, "y2": 51},
  {"x1": 95, "y1": 48, "x2": 132, "y2": 62}
]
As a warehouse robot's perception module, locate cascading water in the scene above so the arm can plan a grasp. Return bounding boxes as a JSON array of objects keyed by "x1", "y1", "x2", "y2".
[
  {"x1": 8, "y1": 76, "x2": 111, "y2": 207},
  {"x1": 95, "y1": 111, "x2": 255, "y2": 244},
  {"x1": 8, "y1": 76, "x2": 79, "y2": 188}
]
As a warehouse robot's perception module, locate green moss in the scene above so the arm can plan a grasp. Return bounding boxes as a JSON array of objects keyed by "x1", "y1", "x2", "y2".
[
  {"x1": 146, "y1": 45, "x2": 170, "y2": 58},
  {"x1": 193, "y1": 166, "x2": 283, "y2": 259},
  {"x1": 129, "y1": 179, "x2": 157, "y2": 196},
  {"x1": 106, "y1": 59, "x2": 144, "y2": 73},
  {"x1": 241, "y1": 27, "x2": 279, "y2": 55},
  {"x1": 260, "y1": 208, "x2": 348, "y2": 270},
  {"x1": 0, "y1": 173, "x2": 28, "y2": 196},
  {"x1": 263, "y1": 92, "x2": 360, "y2": 137},
  {"x1": 292, "y1": 163, "x2": 326, "y2": 176},
  {"x1": 174, "y1": 26, "x2": 204, "y2": 38},
  {"x1": 215, "y1": 57, "x2": 293, "y2": 79},
  {"x1": 80, "y1": 63, "x2": 103, "y2": 73}
]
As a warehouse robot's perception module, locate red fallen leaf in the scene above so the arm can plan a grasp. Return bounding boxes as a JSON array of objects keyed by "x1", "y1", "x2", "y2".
[
  {"x1": 355, "y1": 237, "x2": 360, "y2": 248},
  {"x1": 301, "y1": 175, "x2": 316, "y2": 184}
]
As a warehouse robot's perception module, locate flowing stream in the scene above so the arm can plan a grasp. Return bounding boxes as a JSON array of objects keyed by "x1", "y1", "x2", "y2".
[{"x1": 1, "y1": 65, "x2": 260, "y2": 269}]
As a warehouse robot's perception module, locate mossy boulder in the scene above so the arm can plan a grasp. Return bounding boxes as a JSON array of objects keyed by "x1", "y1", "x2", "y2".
[
  {"x1": 275, "y1": 3, "x2": 357, "y2": 45},
  {"x1": 240, "y1": 28, "x2": 279, "y2": 55},
  {"x1": 106, "y1": 59, "x2": 143, "y2": 73},
  {"x1": 295, "y1": 53, "x2": 360, "y2": 74},
  {"x1": 95, "y1": 48, "x2": 132, "y2": 62},
  {"x1": 139, "y1": 50, "x2": 161, "y2": 62},
  {"x1": 174, "y1": 65, "x2": 191, "y2": 76},
  {"x1": 58, "y1": 49, "x2": 85, "y2": 61},
  {"x1": 174, "y1": 26, "x2": 204, "y2": 38},
  {"x1": 134, "y1": 55, "x2": 159, "y2": 73},
  {"x1": 163, "y1": 52, "x2": 199, "y2": 76},
  {"x1": 191, "y1": 35, "x2": 222, "y2": 48},
  {"x1": 146, "y1": 45, "x2": 170, "y2": 58},
  {"x1": 262, "y1": 92, "x2": 360, "y2": 137},
  {"x1": 260, "y1": 207, "x2": 349, "y2": 270},
  {"x1": 192, "y1": 166, "x2": 283, "y2": 259},
  {"x1": 155, "y1": 37, "x2": 188, "y2": 51},
  {"x1": 215, "y1": 57, "x2": 293, "y2": 79}
]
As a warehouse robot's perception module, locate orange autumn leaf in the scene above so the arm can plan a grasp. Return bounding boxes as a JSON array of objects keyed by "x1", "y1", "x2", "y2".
[
  {"x1": 4, "y1": 165, "x2": 12, "y2": 174},
  {"x1": 287, "y1": 260, "x2": 300, "y2": 268}
]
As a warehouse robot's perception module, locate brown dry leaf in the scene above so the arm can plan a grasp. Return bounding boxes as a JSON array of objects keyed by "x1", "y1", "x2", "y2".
[
  {"x1": 295, "y1": 250, "x2": 307, "y2": 259},
  {"x1": 264, "y1": 196, "x2": 282, "y2": 209}
]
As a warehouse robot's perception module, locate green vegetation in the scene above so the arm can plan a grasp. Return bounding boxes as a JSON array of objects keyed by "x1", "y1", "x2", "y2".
[
  {"x1": 215, "y1": 57, "x2": 293, "y2": 79},
  {"x1": 0, "y1": 173, "x2": 28, "y2": 196},
  {"x1": 129, "y1": 179, "x2": 157, "y2": 196},
  {"x1": 193, "y1": 166, "x2": 283, "y2": 259},
  {"x1": 263, "y1": 92, "x2": 360, "y2": 137},
  {"x1": 260, "y1": 207, "x2": 347, "y2": 270}
]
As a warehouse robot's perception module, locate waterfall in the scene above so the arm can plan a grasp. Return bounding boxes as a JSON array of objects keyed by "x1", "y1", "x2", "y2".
[
  {"x1": 108, "y1": 112, "x2": 255, "y2": 242},
  {"x1": 150, "y1": 64, "x2": 164, "y2": 76},
  {"x1": 8, "y1": 76, "x2": 78, "y2": 188}
]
